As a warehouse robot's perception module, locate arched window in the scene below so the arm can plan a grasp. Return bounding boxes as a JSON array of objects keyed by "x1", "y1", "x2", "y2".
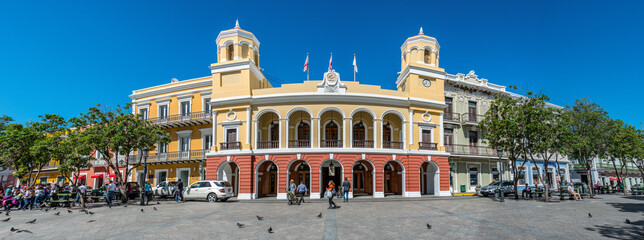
[
  {"x1": 241, "y1": 43, "x2": 249, "y2": 59},
  {"x1": 353, "y1": 121, "x2": 365, "y2": 141},
  {"x1": 325, "y1": 121, "x2": 338, "y2": 140},
  {"x1": 383, "y1": 122, "x2": 392, "y2": 142},
  {"x1": 297, "y1": 121, "x2": 310, "y2": 140},
  {"x1": 424, "y1": 49, "x2": 430, "y2": 64},
  {"x1": 227, "y1": 44, "x2": 234, "y2": 61}
]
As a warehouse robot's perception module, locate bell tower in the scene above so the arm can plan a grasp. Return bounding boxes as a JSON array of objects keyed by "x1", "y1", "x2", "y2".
[
  {"x1": 396, "y1": 27, "x2": 445, "y2": 103},
  {"x1": 210, "y1": 20, "x2": 269, "y2": 100}
]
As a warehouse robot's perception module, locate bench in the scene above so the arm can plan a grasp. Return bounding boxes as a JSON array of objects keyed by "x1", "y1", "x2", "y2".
[
  {"x1": 630, "y1": 188, "x2": 644, "y2": 195},
  {"x1": 49, "y1": 199, "x2": 73, "y2": 207}
]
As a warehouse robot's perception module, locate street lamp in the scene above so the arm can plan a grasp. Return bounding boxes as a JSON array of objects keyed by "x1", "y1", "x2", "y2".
[
  {"x1": 140, "y1": 146, "x2": 149, "y2": 206},
  {"x1": 497, "y1": 148, "x2": 504, "y2": 203}
]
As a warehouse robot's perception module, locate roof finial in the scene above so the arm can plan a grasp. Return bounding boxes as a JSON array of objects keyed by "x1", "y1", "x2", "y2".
[
  {"x1": 419, "y1": 27, "x2": 424, "y2": 35},
  {"x1": 235, "y1": 19, "x2": 240, "y2": 29}
]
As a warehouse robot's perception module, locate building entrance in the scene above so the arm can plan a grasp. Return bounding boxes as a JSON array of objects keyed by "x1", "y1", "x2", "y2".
[
  {"x1": 352, "y1": 160, "x2": 373, "y2": 195},
  {"x1": 384, "y1": 161, "x2": 403, "y2": 195},
  {"x1": 320, "y1": 159, "x2": 342, "y2": 198},
  {"x1": 257, "y1": 161, "x2": 278, "y2": 197},
  {"x1": 288, "y1": 160, "x2": 310, "y2": 194}
]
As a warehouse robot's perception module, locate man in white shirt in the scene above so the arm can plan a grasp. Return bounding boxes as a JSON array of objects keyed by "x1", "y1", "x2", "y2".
[
  {"x1": 76, "y1": 185, "x2": 87, "y2": 204},
  {"x1": 106, "y1": 181, "x2": 116, "y2": 207},
  {"x1": 568, "y1": 183, "x2": 582, "y2": 201}
]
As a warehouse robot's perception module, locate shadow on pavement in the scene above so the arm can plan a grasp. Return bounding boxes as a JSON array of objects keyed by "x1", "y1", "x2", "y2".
[
  {"x1": 606, "y1": 201, "x2": 644, "y2": 213},
  {"x1": 584, "y1": 221, "x2": 644, "y2": 240}
]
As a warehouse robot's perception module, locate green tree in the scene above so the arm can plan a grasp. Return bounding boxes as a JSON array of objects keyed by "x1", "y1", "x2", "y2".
[
  {"x1": 605, "y1": 119, "x2": 639, "y2": 196},
  {"x1": 71, "y1": 103, "x2": 169, "y2": 202},
  {"x1": 480, "y1": 87, "x2": 528, "y2": 199},
  {"x1": 50, "y1": 128, "x2": 94, "y2": 208},
  {"x1": 566, "y1": 98, "x2": 609, "y2": 198},
  {"x1": 633, "y1": 129, "x2": 644, "y2": 181},
  {"x1": 1, "y1": 114, "x2": 67, "y2": 187}
]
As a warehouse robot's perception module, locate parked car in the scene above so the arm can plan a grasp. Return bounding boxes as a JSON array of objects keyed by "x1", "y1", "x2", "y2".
[
  {"x1": 480, "y1": 180, "x2": 514, "y2": 197},
  {"x1": 125, "y1": 182, "x2": 141, "y2": 200},
  {"x1": 183, "y1": 180, "x2": 233, "y2": 202},
  {"x1": 152, "y1": 181, "x2": 178, "y2": 197}
]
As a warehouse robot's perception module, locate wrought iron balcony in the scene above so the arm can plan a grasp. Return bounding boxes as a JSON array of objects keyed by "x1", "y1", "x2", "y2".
[
  {"x1": 444, "y1": 144, "x2": 499, "y2": 157},
  {"x1": 146, "y1": 111, "x2": 212, "y2": 129},
  {"x1": 289, "y1": 140, "x2": 311, "y2": 148},
  {"x1": 126, "y1": 149, "x2": 209, "y2": 164},
  {"x1": 443, "y1": 112, "x2": 461, "y2": 124},
  {"x1": 352, "y1": 140, "x2": 374, "y2": 148},
  {"x1": 220, "y1": 141, "x2": 241, "y2": 150},
  {"x1": 418, "y1": 142, "x2": 438, "y2": 150},
  {"x1": 383, "y1": 141, "x2": 404, "y2": 149},
  {"x1": 461, "y1": 113, "x2": 485, "y2": 125},
  {"x1": 321, "y1": 140, "x2": 343, "y2": 148},
  {"x1": 257, "y1": 141, "x2": 279, "y2": 149}
]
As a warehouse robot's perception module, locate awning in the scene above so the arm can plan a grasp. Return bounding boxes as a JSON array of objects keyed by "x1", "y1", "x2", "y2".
[
  {"x1": 108, "y1": 173, "x2": 117, "y2": 178},
  {"x1": 609, "y1": 177, "x2": 622, "y2": 181},
  {"x1": 73, "y1": 175, "x2": 86, "y2": 180},
  {"x1": 90, "y1": 174, "x2": 103, "y2": 179}
]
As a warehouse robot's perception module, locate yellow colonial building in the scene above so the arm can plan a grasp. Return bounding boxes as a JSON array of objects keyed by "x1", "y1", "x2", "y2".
[{"x1": 130, "y1": 22, "x2": 452, "y2": 199}]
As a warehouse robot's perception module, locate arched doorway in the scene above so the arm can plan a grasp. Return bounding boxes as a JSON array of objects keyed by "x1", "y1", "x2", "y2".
[
  {"x1": 320, "y1": 159, "x2": 342, "y2": 198},
  {"x1": 352, "y1": 160, "x2": 374, "y2": 196},
  {"x1": 384, "y1": 161, "x2": 404, "y2": 196},
  {"x1": 217, "y1": 161, "x2": 239, "y2": 197},
  {"x1": 420, "y1": 161, "x2": 440, "y2": 195},
  {"x1": 288, "y1": 160, "x2": 310, "y2": 194},
  {"x1": 256, "y1": 161, "x2": 278, "y2": 198}
]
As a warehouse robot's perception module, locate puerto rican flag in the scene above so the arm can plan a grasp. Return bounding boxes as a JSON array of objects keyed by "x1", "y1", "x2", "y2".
[
  {"x1": 303, "y1": 54, "x2": 309, "y2": 72},
  {"x1": 328, "y1": 54, "x2": 333, "y2": 71}
]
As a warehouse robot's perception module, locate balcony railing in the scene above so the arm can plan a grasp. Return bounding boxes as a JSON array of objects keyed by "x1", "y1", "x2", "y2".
[
  {"x1": 321, "y1": 140, "x2": 343, "y2": 148},
  {"x1": 461, "y1": 113, "x2": 485, "y2": 125},
  {"x1": 147, "y1": 111, "x2": 212, "y2": 128},
  {"x1": 289, "y1": 140, "x2": 311, "y2": 148},
  {"x1": 443, "y1": 112, "x2": 460, "y2": 123},
  {"x1": 444, "y1": 144, "x2": 499, "y2": 157},
  {"x1": 352, "y1": 140, "x2": 374, "y2": 148},
  {"x1": 125, "y1": 149, "x2": 209, "y2": 164},
  {"x1": 220, "y1": 142, "x2": 241, "y2": 150},
  {"x1": 383, "y1": 141, "x2": 404, "y2": 149},
  {"x1": 418, "y1": 142, "x2": 438, "y2": 150},
  {"x1": 257, "y1": 141, "x2": 279, "y2": 149}
]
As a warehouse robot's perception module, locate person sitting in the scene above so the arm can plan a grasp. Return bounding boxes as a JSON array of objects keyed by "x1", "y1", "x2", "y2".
[
  {"x1": 521, "y1": 183, "x2": 532, "y2": 199},
  {"x1": 568, "y1": 183, "x2": 582, "y2": 201}
]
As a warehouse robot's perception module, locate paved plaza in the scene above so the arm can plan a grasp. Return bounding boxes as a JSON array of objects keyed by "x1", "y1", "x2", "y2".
[{"x1": 0, "y1": 194, "x2": 642, "y2": 239}]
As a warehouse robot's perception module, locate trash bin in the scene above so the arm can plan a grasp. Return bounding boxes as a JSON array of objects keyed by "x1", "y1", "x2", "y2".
[{"x1": 460, "y1": 185, "x2": 466, "y2": 193}]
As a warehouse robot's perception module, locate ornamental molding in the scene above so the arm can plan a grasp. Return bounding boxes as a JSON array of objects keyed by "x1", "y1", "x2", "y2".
[{"x1": 317, "y1": 70, "x2": 346, "y2": 94}]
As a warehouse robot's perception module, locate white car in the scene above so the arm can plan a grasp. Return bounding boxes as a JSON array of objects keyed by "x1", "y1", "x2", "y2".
[
  {"x1": 183, "y1": 180, "x2": 233, "y2": 202},
  {"x1": 152, "y1": 181, "x2": 178, "y2": 197}
]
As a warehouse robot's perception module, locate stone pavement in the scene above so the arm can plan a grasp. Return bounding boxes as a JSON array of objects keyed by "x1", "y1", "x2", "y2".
[{"x1": 0, "y1": 194, "x2": 642, "y2": 239}]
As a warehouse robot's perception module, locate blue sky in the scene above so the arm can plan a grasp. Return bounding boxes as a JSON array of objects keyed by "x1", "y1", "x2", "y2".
[{"x1": 1, "y1": 1, "x2": 643, "y2": 128}]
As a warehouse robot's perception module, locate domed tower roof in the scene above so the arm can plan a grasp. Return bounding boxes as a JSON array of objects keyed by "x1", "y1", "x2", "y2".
[
  {"x1": 215, "y1": 20, "x2": 260, "y2": 48},
  {"x1": 400, "y1": 27, "x2": 439, "y2": 53}
]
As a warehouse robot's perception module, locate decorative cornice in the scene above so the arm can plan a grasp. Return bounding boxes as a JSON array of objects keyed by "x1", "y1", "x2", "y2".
[
  {"x1": 129, "y1": 79, "x2": 211, "y2": 100},
  {"x1": 209, "y1": 60, "x2": 265, "y2": 83},
  {"x1": 216, "y1": 28, "x2": 260, "y2": 48}
]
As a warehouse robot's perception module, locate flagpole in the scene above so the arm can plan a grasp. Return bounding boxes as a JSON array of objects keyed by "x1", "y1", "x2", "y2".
[
  {"x1": 353, "y1": 53, "x2": 356, "y2": 82},
  {"x1": 306, "y1": 53, "x2": 309, "y2": 81}
]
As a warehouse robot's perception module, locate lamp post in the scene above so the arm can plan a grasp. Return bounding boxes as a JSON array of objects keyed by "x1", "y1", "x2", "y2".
[
  {"x1": 497, "y1": 148, "x2": 505, "y2": 202},
  {"x1": 139, "y1": 147, "x2": 149, "y2": 206}
]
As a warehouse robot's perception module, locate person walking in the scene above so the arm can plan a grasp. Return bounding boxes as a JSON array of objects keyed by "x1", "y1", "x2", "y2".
[
  {"x1": 289, "y1": 179, "x2": 296, "y2": 193},
  {"x1": 326, "y1": 180, "x2": 337, "y2": 209},
  {"x1": 175, "y1": 179, "x2": 184, "y2": 202},
  {"x1": 76, "y1": 184, "x2": 87, "y2": 204},
  {"x1": 296, "y1": 181, "x2": 307, "y2": 205},
  {"x1": 144, "y1": 181, "x2": 152, "y2": 205},
  {"x1": 106, "y1": 180, "x2": 116, "y2": 207},
  {"x1": 342, "y1": 178, "x2": 351, "y2": 202}
]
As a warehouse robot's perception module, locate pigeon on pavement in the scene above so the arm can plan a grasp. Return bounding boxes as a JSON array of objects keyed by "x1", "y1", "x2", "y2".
[
  {"x1": 153, "y1": 207, "x2": 158, "y2": 211},
  {"x1": 588, "y1": 213, "x2": 592, "y2": 218},
  {"x1": 89, "y1": 211, "x2": 95, "y2": 215},
  {"x1": 26, "y1": 219, "x2": 36, "y2": 224},
  {"x1": 54, "y1": 212, "x2": 60, "y2": 216},
  {"x1": 87, "y1": 220, "x2": 96, "y2": 223},
  {"x1": 317, "y1": 212, "x2": 322, "y2": 218},
  {"x1": 268, "y1": 227, "x2": 273, "y2": 233},
  {"x1": 1, "y1": 218, "x2": 9, "y2": 222},
  {"x1": 426, "y1": 223, "x2": 432, "y2": 230},
  {"x1": 237, "y1": 223, "x2": 245, "y2": 228},
  {"x1": 10, "y1": 227, "x2": 32, "y2": 234},
  {"x1": 626, "y1": 219, "x2": 631, "y2": 224},
  {"x1": 67, "y1": 209, "x2": 72, "y2": 213},
  {"x1": 140, "y1": 209, "x2": 144, "y2": 213},
  {"x1": 256, "y1": 215, "x2": 263, "y2": 220}
]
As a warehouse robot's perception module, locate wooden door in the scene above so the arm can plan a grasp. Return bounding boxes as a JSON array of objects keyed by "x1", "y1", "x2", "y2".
[
  {"x1": 227, "y1": 129, "x2": 237, "y2": 143},
  {"x1": 469, "y1": 131, "x2": 478, "y2": 154},
  {"x1": 422, "y1": 130, "x2": 432, "y2": 143},
  {"x1": 444, "y1": 129, "x2": 453, "y2": 152},
  {"x1": 383, "y1": 123, "x2": 392, "y2": 142}
]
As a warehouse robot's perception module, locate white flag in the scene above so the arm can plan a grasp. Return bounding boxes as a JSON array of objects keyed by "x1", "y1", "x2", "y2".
[{"x1": 353, "y1": 54, "x2": 358, "y2": 73}]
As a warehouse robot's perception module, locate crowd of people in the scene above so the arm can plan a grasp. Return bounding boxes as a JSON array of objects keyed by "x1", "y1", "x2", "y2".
[{"x1": 0, "y1": 183, "x2": 71, "y2": 211}]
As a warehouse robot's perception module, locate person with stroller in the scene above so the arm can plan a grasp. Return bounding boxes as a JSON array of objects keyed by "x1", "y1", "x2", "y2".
[{"x1": 296, "y1": 181, "x2": 307, "y2": 205}]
